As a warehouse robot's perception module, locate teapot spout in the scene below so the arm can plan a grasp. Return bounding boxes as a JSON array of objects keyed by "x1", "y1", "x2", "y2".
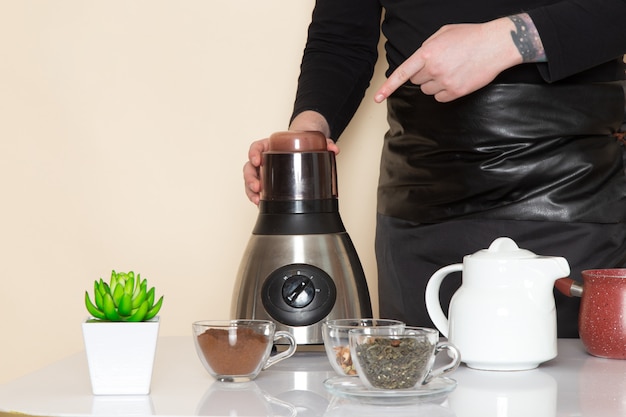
[
  {"x1": 532, "y1": 256, "x2": 571, "y2": 293},
  {"x1": 555, "y1": 277, "x2": 584, "y2": 298}
]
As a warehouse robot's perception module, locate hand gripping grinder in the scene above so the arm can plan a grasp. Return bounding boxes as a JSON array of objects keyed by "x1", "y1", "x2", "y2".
[{"x1": 232, "y1": 131, "x2": 372, "y2": 344}]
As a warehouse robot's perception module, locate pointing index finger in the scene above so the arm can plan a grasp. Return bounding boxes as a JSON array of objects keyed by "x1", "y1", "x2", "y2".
[{"x1": 374, "y1": 57, "x2": 425, "y2": 103}]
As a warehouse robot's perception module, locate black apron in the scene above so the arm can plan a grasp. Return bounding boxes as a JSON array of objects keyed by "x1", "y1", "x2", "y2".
[{"x1": 378, "y1": 82, "x2": 626, "y2": 224}]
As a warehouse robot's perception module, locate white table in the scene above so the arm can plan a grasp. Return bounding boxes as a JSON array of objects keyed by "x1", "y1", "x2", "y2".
[{"x1": 0, "y1": 337, "x2": 624, "y2": 417}]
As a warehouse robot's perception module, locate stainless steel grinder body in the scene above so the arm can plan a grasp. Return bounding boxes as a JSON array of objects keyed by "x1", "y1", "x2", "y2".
[{"x1": 232, "y1": 131, "x2": 372, "y2": 344}]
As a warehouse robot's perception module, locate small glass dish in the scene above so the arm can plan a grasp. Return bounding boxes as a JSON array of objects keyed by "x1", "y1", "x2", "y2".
[
  {"x1": 321, "y1": 318, "x2": 405, "y2": 376},
  {"x1": 324, "y1": 375, "x2": 457, "y2": 405}
]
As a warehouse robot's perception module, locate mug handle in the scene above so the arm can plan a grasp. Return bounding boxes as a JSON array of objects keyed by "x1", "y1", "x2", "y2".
[
  {"x1": 262, "y1": 331, "x2": 297, "y2": 370},
  {"x1": 425, "y1": 263, "x2": 463, "y2": 337},
  {"x1": 423, "y1": 342, "x2": 461, "y2": 385}
]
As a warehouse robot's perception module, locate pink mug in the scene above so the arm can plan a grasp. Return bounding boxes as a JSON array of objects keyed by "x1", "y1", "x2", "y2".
[{"x1": 555, "y1": 269, "x2": 626, "y2": 359}]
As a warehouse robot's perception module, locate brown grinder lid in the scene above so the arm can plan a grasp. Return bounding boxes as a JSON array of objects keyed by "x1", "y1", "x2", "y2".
[{"x1": 268, "y1": 131, "x2": 327, "y2": 152}]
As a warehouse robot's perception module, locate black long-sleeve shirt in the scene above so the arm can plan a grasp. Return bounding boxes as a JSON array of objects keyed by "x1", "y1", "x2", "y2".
[{"x1": 292, "y1": 0, "x2": 626, "y2": 138}]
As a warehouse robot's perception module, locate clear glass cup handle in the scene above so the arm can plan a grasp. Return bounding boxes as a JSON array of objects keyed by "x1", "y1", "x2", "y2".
[
  {"x1": 424, "y1": 342, "x2": 461, "y2": 384},
  {"x1": 263, "y1": 330, "x2": 297, "y2": 370}
]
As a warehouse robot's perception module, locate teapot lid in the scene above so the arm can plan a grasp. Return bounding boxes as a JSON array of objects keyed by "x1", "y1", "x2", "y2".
[{"x1": 470, "y1": 237, "x2": 537, "y2": 260}]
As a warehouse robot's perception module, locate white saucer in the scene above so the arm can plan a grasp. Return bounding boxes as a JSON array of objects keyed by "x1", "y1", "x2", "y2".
[{"x1": 324, "y1": 376, "x2": 457, "y2": 405}]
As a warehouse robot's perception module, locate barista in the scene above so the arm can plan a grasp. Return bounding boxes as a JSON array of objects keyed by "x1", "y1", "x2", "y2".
[{"x1": 243, "y1": 1, "x2": 626, "y2": 337}]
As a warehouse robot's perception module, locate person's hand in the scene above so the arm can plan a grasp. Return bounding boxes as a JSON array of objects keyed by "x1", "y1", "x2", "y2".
[
  {"x1": 243, "y1": 138, "x2": 270, "y2": 205},
  {"x1": 374, "y1": 17, "x2": 522, "y2": 103},
  {"x1": 243, "y1": 111, "x2": 338, "y2": 205}
]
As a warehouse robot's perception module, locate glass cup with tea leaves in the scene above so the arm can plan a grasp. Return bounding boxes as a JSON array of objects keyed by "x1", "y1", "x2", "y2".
[{"x1": 349, "y1": 327, "x2": 461, "y2": 390}]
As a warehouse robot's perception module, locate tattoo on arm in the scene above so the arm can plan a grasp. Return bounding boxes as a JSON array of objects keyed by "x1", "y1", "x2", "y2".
[{"x1": 509, "y1": 13, "x2": 547, "y2": 63}]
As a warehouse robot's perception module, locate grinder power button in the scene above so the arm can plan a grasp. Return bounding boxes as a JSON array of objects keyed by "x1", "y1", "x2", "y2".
[
  {"x1": 261, "y1": 263, "x2": 337, "y2": 326},
  {"x1": 283, "y1": 274, "x2": 316, "y2": 308}
]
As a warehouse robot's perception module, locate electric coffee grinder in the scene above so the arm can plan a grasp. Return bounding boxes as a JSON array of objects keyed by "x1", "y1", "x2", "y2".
[{"x1": 232, "y1": 131, "x2": 372, "y2": 345}]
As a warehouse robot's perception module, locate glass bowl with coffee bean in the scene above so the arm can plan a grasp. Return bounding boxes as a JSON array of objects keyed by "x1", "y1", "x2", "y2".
[
  {"x1": 321, "y1": 319, "x2": 405, "y2": 376},
  {"x1": 349, "y1": 327, "x2": 461, "y2": 390}
]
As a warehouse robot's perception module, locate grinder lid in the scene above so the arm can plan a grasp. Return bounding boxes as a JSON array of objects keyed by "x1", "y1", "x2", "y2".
[
  {"x1": 268, "y1": 131, "x2": 327, "y2": 152},
  {"x1": 260, "y1": 130, "x2": 337, "y2": 204}
]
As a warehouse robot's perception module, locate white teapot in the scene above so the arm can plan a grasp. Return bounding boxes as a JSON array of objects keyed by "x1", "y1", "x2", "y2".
[{"x1": 425, "y1": 237, "x2": 570, "y2": 371}]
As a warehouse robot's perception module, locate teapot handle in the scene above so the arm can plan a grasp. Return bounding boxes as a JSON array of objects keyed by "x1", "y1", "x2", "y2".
[{"x1": 425, "y1": 263, "x2": 463, "y2": 338}]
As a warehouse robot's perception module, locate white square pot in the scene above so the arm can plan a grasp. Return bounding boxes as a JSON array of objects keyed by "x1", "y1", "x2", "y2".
[{"x1": 82, "y1": 317, "x2": 160, "y2": 395}]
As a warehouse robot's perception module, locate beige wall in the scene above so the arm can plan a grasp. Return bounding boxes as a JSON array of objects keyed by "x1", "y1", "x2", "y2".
[{"x1": 0, "y1": 1, "x2": 387, "y2": 383}]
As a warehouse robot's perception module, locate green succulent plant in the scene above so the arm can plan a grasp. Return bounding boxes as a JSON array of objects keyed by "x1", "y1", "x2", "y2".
[{"x1": 85, "y1": 270, "x2": 163, "y2": 322}]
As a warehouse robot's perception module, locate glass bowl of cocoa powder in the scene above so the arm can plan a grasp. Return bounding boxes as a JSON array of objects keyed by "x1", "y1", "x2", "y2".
[
  {"x1": 193, "y1": 319, "x2": 296, "y2": 382},
  {"x1": 322, "y1": 318, "x2": 405, "y2": 376}
]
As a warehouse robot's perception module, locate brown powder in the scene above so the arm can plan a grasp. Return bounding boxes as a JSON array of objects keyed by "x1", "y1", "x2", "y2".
[{"x1": 197, "y1": 327, "x2": 270, "y2": 375}]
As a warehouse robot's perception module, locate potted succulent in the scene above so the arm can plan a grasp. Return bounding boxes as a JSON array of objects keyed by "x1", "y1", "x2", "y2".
[{"x1": 82, "y1": 270, "x2": 164, "y2": 395}]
